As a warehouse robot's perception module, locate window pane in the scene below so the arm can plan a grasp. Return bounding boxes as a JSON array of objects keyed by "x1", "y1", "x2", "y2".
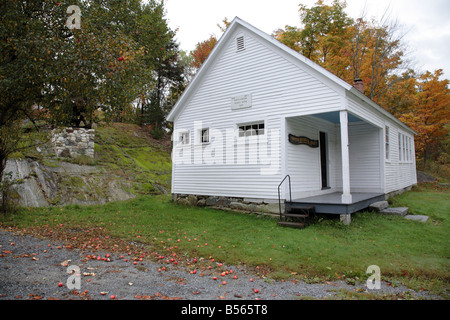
[
  {"x1": 237, "y1": 122, "x2": 265, "y2": 137},
  {"x1": 202, "y1": 129, "x2": 209, "y2": 143}
]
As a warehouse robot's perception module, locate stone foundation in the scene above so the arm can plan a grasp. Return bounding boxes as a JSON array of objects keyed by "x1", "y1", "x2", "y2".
[
  {"x1": 173, "y1": 194, "x2": 283, "y2": 216},
  {"x1": 52, "y1": 127, "x2": 95, "y2": 158}
]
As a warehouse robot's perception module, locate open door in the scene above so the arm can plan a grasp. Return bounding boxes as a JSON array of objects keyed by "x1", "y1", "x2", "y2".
[{"x1": 319, "y1": 131, "x2": 329, "y2": 189}]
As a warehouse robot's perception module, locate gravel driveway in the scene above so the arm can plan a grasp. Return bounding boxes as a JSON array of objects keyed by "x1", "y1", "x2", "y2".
[{"x1": 0, "y1": 227, "x2": 439, "y2": 301}]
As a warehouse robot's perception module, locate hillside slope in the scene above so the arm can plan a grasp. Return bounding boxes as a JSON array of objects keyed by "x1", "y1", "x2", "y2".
[{"x1": 4, "y1": 123, "x2": 172, "y2": 207}]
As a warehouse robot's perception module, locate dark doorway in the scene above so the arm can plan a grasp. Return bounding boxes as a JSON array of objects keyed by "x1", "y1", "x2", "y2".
[{"x1": 319, "y1": 132, "x2": 329, "y2": 189}]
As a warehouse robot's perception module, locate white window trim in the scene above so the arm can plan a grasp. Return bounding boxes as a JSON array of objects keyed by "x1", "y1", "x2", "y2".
[
  {"x1": 385, "y1": 126, "x2": 390, "y2": 161},
  {"x1": 178, "y1": 130, "x2": 190, "y2": 146},
  {"x1": 238, "y1": 121, "x2": 265, "y2": 137},
  {"x1": 236, "y1": 120, "x2": 267, "y2": 145},
  {"x1": 398, "y1": 132, "x2": 413, "y2": 163},
  {"x1": 196, "y1": 128, "x2": 210, "y2": 145}
]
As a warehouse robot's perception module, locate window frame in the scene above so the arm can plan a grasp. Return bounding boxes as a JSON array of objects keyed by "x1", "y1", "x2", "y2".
[
  {"x1": 385, "y1": 126, "x2": 390, "y2": 161},
  {"x1": 398, "y1": 132, "x2": 413, "y2": 163},
  {"x1": 237, "y1": 121, "x2": 265, "y2": 138},
  {"x1": 178, "y1": 130, "x2": 190, "y2": 146},
  {"x1": 201, "y1": 128, "x2": 210, "y2": 144}
]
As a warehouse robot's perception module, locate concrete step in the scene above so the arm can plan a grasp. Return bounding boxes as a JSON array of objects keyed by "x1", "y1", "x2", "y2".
[
  {"x1": 405, "y1": 215, "x2": 429, "y2": 223},
  {"x1": 380, "y1": 207, "x2": 409, "y2": 216},
  {"x1": 369, "y1": 201, "x2": 389, "y2": 212}
]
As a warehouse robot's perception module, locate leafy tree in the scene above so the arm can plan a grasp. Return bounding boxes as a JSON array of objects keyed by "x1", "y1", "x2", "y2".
[
  {"x1": 297, "y1": 0, "x2": 353, "y2": 63},
  {"x1": 398, "y1": 70, "x2": 450, "y2": 167},
  {"x1": 273, "y1": 25, "x2": 304, "y2": 55},
  {"x1": 273, "y1": 0, "x2": 448, "y2": 167},
  {"x1": 133, "y1": 1, "x2": 187, "y2": 134},
  {"x1": 190, "y1": 35, "x2": 217, "y2": 70},
  {"x1": 0, "y1": 0, "x2": 66, "y2": 182},
  {"x1": 43, "y1": 0, "x2": 143, "y2": 128},
  {"x1": 188, "y1": 17, "x2": 231, "y2": 73},
  {"x1": 0, "y1": 0, "x2": 174, "y2": 183},
  {"x1": 349, "y1": 13, "x2": 406, "y2": 102},
  {"x1": 274, "y1": 0, "x2": 407, "y2": 103}
]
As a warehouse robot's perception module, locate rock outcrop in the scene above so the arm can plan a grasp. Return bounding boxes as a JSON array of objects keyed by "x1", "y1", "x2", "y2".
[{"x1": 2, "y1": 158, "x2": 135, "y2": 207}]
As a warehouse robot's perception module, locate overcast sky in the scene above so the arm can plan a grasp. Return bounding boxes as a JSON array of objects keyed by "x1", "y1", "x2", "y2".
[{"x1": 164, "y1": 0, "x2": 450, "y2": 80}]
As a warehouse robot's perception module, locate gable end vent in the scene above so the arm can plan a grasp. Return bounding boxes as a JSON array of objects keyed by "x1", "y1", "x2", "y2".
[{"x1": 236, "y1": 36, "x2": 245, "y2": 51}]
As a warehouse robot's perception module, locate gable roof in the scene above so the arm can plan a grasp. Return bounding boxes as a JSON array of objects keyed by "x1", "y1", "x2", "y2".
[{"x1": 167, "y1": 17, "x2": 415, "y2": 134}]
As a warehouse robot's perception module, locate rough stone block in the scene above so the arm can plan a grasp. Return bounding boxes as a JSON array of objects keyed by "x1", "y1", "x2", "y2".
[
  {"x1": 206, "y1": 196, "x2": 219, "y2": 206},
  {"x1": 380, "y1": 207, "x2": 409, "y2": 216},
  {"x1": 405, "y1": 215, "x2": 429, "y2": 223},
  {"x1": 369, "y1": 201, "x2": 389, "y2": 212},
  {"x1": 266, "y1": 203, "x2": 283, "y2": 214},
  {"x1": 176, "y1": 197, "x2": 190, "y2": 206},
  {"x1": 230, "y1": 202, "x2": 246, "y2": 210},
  {"x1": 52, "y1": 127, "x2": 95, "y2": 159},
  {"x1": 188, "y1": 194, "x2": 198, "y2": 206},
  {"x1": 340, "y1": 214, "x2": 351, "y2": 225}
]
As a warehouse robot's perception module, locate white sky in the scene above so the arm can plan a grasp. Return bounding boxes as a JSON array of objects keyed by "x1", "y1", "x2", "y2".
[{"x1": 165, "y1": 0, "x2": 450, "y2": 80}]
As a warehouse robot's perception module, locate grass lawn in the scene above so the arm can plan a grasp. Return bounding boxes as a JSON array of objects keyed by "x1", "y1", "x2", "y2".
[{"x1": 1, "y1": 184, "x2": 448, "y2": 296}]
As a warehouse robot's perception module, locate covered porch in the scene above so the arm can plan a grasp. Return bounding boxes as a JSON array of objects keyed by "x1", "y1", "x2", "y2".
[{"x1": 281, "y1": 109, "x2": 385, "y2": 224}]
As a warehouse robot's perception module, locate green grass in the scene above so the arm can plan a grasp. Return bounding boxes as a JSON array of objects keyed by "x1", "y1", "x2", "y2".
[
  {"x1": 1, "y1": 185, "x2": 448, "y2": 296},
  {"x1": 93, "y1": 123, "x2": 172, "y2": 192}
]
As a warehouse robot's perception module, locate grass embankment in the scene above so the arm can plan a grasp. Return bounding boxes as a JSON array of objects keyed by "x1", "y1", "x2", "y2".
[
  {"x1": 1, "y1": 184, "x2": 448, "y2": 296},
  {"x1": 94, "y1": 123, "x2": 172, "y2": 194}
]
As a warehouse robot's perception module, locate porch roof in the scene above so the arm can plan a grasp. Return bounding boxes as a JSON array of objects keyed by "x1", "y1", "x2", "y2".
[{"x1": 313, "y1": 111, "x2": 363, "y2": 124}]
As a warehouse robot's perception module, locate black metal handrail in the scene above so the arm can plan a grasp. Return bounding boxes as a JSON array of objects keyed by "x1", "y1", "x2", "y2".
[{"x1": 278, "y1": 174, "x2": 292, "y2": 219}]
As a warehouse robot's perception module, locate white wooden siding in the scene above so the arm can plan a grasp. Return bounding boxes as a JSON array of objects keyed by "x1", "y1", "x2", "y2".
[
  {"x1": 348, "y1": 122, "x2": 383, "y2": 192},
  {"x1": 171, "y1": 23, "x2": 417, "y2": 200},
  {"x1": 347, "y1": 94, "x2": 417, "y2": 193},
  {"x1": 172, "y1": 27, "x2": 344, "y2": 199},
  {"x1": 285, "y1": 116, "x2": 339, "y2": 199},
  {"x1": 384, "y1": 122, "x2": 417, "y2": 193}
]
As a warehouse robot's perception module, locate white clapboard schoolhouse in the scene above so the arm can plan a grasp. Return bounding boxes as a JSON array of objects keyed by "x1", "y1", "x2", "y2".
[{"x1": 167, "y1": 17, "x2": 417, "y2": 225}]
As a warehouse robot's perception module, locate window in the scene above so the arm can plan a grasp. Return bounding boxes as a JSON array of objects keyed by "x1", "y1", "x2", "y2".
[
  {"x1": 201, "y1": 128, "x2": 210, "y2": 144},
  {"x1": 238, "y1": 122, "x2": 265, "y2": 137},
  {"x1": 385, "y1": 126, "x2": 390, "y2": 160},
  {"x1": 398, "y1": 132, "x2": 413, "y2": 163},
  {"x1": 179, "y1": 131, "x2": 190, "y2": 145},
  {"x1": 407, "y1": 136, "x2": 412, "y2": 161}
]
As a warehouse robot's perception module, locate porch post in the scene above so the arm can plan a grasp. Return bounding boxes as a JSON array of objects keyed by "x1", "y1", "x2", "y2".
[{"x1": 339, "y1": 110, "x2": 352, "y2": 204}]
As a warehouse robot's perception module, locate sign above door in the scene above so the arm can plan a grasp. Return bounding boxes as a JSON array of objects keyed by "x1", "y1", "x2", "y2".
[{"x1": 288, "y1": 134, "x2": 319, "y2": 148}]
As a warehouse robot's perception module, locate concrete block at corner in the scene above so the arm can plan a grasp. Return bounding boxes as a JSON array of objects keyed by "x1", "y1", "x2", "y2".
[
  {"x1": 380, "y1": 207, "x2": 409, "y2": 216},
  {"x1": 405, "y1": 215, "x2": 429, "y2": 223},
  {"x1": 369, "y1": 201, "x2": 389, "y2": 212}
]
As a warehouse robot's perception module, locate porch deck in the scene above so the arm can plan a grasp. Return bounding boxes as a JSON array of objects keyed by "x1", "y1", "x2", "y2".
[{"x1": 287, "y1": 192, "x2": 385, "y2": 215}]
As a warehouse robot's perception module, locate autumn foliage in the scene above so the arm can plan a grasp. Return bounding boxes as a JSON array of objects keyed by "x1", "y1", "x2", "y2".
[
  {"x1": 397, "y1": 70, "x2": 450, "y2": 167},
  {"x1": 191, "y1": 3, "x2": 448, "y2": 168},
  {"x1": 190, "y1": 36, "x2": 218, "y2": 70},
  {"x1": 273, "y1": 0, "x2": 449, "y2": 168}
]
